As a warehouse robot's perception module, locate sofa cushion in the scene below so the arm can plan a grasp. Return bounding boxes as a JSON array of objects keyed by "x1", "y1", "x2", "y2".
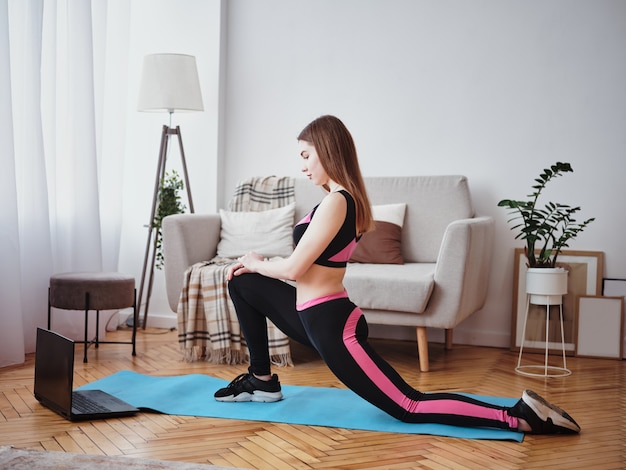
[
  {"x1": 344, "y1": 262, "x2": 436, "y2": 314},
  {"x1": 217, "y1": 203, "x2": 295, "y2": 258},
  {"x1": 350, "y1": 203, "x2": 407, "y2": 265},
  {"x1": 363, "y1": 176, "x2": 473, "y2": 263},
  {"x1": 350, "y1": 221, "x2": 403, "y2": 264}
]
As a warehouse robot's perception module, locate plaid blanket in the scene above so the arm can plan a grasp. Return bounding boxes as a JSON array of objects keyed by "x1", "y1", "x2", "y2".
[{"x1": 177, "y1": 176, "x2": 295, "y2": 366}]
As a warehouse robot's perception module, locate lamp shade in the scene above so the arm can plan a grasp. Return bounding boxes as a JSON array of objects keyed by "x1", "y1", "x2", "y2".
[{"x1": 138, "y1": 53, "x2": 204, "y2": 112}]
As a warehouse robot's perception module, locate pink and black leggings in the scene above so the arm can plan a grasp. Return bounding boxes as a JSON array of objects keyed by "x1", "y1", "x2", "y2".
[{"x1": 228, "y1": 273, "x2": 519, "y2": 430}]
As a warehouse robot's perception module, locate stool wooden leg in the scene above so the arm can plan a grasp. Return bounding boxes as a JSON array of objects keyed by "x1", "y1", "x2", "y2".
[
  {"x1": 83, "y1": 293, "x2": 89, "y2": 363},
  {"x1": 95, "y1": 310, "x2": 100, "y2": 349},
  {"x1": 131, "y1": 288, "x2": 137, "y2": 356},
  {"x1": 47, "y1": 288, "x2": 52, "y2": 330}
]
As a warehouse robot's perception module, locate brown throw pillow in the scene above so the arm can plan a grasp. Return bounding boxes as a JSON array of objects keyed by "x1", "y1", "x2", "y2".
[{"x1": 350, "y1": 220, "x2": 404, "y2": 264}]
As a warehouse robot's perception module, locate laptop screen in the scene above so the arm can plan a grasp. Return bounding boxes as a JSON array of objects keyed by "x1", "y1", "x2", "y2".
[{"x1": 34, "y1": 328, "x2": 74, "y2": 415}]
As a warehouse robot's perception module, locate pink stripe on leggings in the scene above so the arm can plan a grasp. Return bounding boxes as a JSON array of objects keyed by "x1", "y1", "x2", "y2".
[
  {"x1": 342, "y1": 307, "x2": 517, "y2": 428},
  {"x1": 296, "y1": 290, "x2": 348, "y2": 311}
]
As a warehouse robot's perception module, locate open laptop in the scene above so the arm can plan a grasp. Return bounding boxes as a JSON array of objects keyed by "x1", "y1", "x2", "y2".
[{"x1": 34, "y1": 328, "x2": 139, "y2": 421}]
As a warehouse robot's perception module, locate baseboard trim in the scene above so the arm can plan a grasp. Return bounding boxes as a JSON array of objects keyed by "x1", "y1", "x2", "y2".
[
  {"x1": 368, "y1": 324, "x2": 510, "y2": 349},
  {"x1": 144, "y1": 312, "x2": 177, "y2": 329}
]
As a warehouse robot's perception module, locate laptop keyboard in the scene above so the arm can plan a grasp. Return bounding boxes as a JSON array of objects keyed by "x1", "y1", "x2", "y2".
[{"x1": 72, "y1": 392, "x2": 111, "y2": 414}]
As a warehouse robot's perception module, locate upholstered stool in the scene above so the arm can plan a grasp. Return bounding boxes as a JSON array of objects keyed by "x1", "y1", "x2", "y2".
[{"x1": 48, "y1": 272, "x2": 137, "y2": 363}]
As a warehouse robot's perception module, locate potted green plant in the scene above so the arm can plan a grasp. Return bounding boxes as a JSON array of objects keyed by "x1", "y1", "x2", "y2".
[
  {"x1": 498, "y1": 161, "x2": 595, "y2": 268},
  {"x1": 153, "y1": 170, "x2": 186, "y2": 270}
]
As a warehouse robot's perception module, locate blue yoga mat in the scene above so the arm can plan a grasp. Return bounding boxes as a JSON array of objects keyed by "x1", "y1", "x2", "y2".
[{"x1": 78, "y1": 371, "x2": 523, "y2": 442}]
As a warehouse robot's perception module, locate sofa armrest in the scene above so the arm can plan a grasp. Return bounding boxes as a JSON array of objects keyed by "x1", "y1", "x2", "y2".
[
  {"x1": 422, "y1": 216, "x2": 495, "y2": 327},
  {"x1": 162, "y1": 213, "x2": 221, "y2": 312}
]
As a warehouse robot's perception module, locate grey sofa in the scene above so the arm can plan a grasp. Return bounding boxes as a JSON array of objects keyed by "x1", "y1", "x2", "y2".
[{"x1": 162, "y1": 175, "x2": 494, "y2": 371}]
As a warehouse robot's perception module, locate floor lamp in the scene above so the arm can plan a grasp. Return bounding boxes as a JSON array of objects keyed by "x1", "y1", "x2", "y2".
[{"x1": 137, "y1": 53, "x2": 204, "y2": 329}]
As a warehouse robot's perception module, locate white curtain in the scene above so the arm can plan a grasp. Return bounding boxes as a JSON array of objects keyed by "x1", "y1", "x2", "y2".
[{"x1": 0, "y1": 0, "x2": 130, "y2": 367}]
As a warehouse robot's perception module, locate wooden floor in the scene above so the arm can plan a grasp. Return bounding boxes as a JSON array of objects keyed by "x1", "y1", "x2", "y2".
[{"x1": 1, "y1": 327, "x2": 624, "y2": 469}]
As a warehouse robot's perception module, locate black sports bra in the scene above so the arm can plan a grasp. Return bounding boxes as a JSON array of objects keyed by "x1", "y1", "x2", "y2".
[{"x1": 293, "y1": 190, "x2": 359, "y2": 268}]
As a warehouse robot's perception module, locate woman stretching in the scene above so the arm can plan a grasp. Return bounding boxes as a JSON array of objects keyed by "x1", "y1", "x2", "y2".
[{"x1": 214, "y1": 115, "x2": 580, "y2": 435}]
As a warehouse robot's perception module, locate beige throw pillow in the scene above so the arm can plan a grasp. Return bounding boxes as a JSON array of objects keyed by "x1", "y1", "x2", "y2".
[{"x1": 217, "y1": 203, "x2": 296, "y2": 258}]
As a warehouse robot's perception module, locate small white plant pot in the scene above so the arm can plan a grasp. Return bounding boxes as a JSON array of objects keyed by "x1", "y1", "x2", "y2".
[{"x1": 526, "y1": 267, "x2": 568, "y2": 305}]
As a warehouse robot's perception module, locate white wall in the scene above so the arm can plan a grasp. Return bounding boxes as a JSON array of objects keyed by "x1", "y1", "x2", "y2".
[
  {"x1": 119, "y1": 0, "x2": 222, "y2": 325},
  {"x1": 219, "y1": 0, "x2": 626, "y2": 347}
]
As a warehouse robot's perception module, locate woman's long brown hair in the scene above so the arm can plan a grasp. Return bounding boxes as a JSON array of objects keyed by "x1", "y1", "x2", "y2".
[{"x1": 298, "y1": 115, "x2": 374, "y2": 234}]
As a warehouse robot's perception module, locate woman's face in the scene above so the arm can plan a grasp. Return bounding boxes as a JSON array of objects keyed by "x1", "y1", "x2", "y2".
[{"x1": 298, "y1": 140, "x2": 329, "y2": 187}]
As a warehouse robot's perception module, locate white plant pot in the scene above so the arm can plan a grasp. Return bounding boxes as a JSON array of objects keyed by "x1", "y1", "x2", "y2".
[{"x1": 526, "y1": 267, "x2": 568, "y2": 305}]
